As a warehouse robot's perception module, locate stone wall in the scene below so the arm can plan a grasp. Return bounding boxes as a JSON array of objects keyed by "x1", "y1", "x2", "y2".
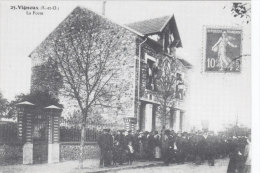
[
  {"x1": 29, "y1": 7, "x2": 138, "y2": 125},
  {"x1": 0, "y1": 143, "x2": 100, "y2": 164},
  {"x1": 0, "y1": 144, "x2": 23, "y2": 165},
  {"x1": 60, "y1": 142, "x2": 100, "y2": 161}
]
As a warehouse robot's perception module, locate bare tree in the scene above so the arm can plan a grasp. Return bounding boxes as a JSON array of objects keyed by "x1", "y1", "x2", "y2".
[
  {"x1": 40, "y1": 8, "x2": 128, "y2": 168},
  {"x1": 156, "y1": 56, "x2": 182, "y2": 128},
  {"x1": 0, "y1": 91, "x2": 9, "y2": 118}
]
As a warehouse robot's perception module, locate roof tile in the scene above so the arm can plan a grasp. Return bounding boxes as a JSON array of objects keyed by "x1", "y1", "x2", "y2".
[{"x1": 126, "y1": 16, "x2": 170, "y2": 35}]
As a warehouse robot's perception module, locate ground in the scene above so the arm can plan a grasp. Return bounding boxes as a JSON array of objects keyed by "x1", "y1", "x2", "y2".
[
  {"x1": 0, "y1": 158, "x2": 229, "y2": 173},
  {"x1": 108, "y1": 159, "x2": 229, "y2": 173}
]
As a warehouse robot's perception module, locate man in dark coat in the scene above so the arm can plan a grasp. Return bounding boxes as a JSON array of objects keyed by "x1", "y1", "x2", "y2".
[
  {"x1": 133, "y1": 130, "x2": 140, "y2": 155},
  {"x1": 188, "y1": 132, "x2": 197, "y2": 162},
  {"x1": 227, "y1": 136, "x2": 244, "y2": 173},
  {"x1": 125, "y1": 130, "x2": 134, "y2": 145},
  {"x1": 182, "y1": 132, "x2": 190, "y2": 162},
  {"x1": 206, "y1": 131, "x2": 217, "y2": 166},
  {"x1": 137, "y1": 131, "x2": 146, "y2": 160},
  {"x1": 161, "y1": 130, "x2": 171, "y2": 165},
  {"x1": 147, "y1": 131, "x2": 155, "y2": 161},
  {"x1": 176, "y1": 132, "x2": 185, "y2": 164},
  {"x1": 227, "y1": 137, "x2": 238, "y2": 173},
  {"x1": 169, "y1": 130, "x2": 177, "y2": 163},
  {"x1": 196, "y1": 131, "x2": 207, "y2": 164},
  {"x1": 117, "y1": 130, "x2": 127, "y2": 165},
  {"x1": 98, "y1": 129, "x2": 113, "y2": 167}
]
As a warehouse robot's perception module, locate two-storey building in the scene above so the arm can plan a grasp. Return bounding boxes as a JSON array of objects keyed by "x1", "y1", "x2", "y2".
[{"x1": 29, "y1": 6, "x2": 191, "y2": 132}]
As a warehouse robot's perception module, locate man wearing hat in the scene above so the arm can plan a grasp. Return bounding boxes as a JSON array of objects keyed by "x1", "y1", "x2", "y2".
[
  {"x1": 195, "y1": 131, "x2": 207, "y2": 164},
  {"x1": 116, "y1": 130, "x2": 126, "y2": 165},
  {"x1": 205, "y1": 131, "x2": 217, "y2": 166},
  {"x1": 98, "y1": 129, "x2": 113, "y2": 167},
  {"x1": 125, "y1": 130, "x2": 134, "y2": 145},
  {"x1": 176, "y1": 131, "x2": 185, "y2": 164},
  {"x1": 162, "y1": 130, "x2": 171, "y2": 165}
]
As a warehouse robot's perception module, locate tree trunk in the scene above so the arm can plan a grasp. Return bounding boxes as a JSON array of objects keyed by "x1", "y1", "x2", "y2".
[
  {"x1": 79, "y1": 112, "x2": 87, "y2": 169},
  {"x1": 162, "y1": 100, "x2": 167, "y2": 128}
]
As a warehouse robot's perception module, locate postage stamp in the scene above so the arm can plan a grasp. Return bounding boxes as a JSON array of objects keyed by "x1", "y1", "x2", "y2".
[{"x1": 205, "y1": 27, "x2": 242, "y2": 72}]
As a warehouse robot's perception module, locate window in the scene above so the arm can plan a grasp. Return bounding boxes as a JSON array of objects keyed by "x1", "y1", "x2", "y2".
[
  {"x1": 146, "y1": 58, "x2": 158, "y2": 91},
  {"x1": 148, "y1": 34, "x2": 160, "y2": 42},
  {"x1": 175, "y1": 73, "x2": 185, "y2": 100}
]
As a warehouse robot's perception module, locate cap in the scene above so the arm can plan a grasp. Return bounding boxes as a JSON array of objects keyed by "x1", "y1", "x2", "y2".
[{"x1": 103, "y1": 129, "x2": 110, "y2": 132}]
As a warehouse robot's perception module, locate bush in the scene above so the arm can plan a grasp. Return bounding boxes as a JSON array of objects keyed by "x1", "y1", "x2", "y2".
[{"x1": 0, "y1": 144, "x2": 22, "y2": 165}]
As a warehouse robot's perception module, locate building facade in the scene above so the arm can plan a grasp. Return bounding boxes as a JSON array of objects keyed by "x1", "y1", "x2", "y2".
[{"x1": 29, "y1": 7, "x2": 191, "y2": 132}]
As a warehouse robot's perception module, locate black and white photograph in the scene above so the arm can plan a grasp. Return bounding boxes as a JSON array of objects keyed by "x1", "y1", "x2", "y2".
[{"x1": 0, "y1": 0, "x2": 259, "y2": 173}]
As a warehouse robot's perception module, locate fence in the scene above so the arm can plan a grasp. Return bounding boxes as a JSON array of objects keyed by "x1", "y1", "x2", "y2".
[
  {"x1": 60, "y1": 122, "x2": 124, "y2": 142},
  {"x1": 0, "y1": 121, "x2": 124, "y2": 143},
  {"x1": 60, "y1": 126, "x2": 99, "y2": 142},
  {"x1": 0, "y1": 122, "x2": 20, "y2": 144}
]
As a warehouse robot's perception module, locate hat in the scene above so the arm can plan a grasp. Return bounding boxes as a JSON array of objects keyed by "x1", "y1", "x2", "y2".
[
  {"x1": 182, "y1": 132, "x2": 188, "y2": 135},
  {"x1": 165, "y1": 130, "x2": 170, "y2": 135},
  {"x1": 103, "y1": 129, "x2": 110, "y2": 132},
  {"x1": 119, "y1": 130, "x2": 125, "y2": 133}
]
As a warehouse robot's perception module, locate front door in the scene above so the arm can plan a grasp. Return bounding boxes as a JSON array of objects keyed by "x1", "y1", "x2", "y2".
[{"x1": 33, "y1": 113, "x2": 48, "y2": 164}]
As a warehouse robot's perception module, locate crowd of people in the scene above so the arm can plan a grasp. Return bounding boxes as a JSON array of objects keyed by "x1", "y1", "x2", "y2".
[{"x1": 97, "y1": 129, "x2": 251, "y2": 173}]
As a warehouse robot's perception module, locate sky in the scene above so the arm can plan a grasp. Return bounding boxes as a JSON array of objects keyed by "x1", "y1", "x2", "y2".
[{"x1": 0, "y1": 1, "x2": 251, "y2": 131}]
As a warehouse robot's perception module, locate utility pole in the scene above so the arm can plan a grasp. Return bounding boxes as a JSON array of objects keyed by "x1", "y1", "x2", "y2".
[
  {"x1": 102, "y1": 0, "x2": 107, "y2": 16},
  {"x1": 235, "y1": 114, "x2": 239, "y2": 136},
  {"x1": 235, "y1": 114, "x2": 239, "y2": 127}
]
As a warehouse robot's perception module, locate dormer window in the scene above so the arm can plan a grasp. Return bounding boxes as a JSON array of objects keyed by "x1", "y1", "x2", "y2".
[
  {"x1": 169, "y1": 33, "x2": 175, "y2": 43},
  {"x1": 166, "y1": 31, "x2": 178, "y2": 55}
]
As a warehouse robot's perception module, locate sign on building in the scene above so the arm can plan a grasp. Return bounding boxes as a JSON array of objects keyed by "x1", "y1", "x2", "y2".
[{"x1": 205, "y1": 27, "x2": 242, "y2": 72}]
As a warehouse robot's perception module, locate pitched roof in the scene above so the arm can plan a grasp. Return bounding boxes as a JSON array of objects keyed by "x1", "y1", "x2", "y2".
[
  {"x1": 16, "y1": 101, "x2": 35, "y2": 106},
  {"x1": 45, "y1": 105, "x2": 62, "y2": 109},
  {"x1": 178, "y1": 58, "x2": 192, "y2": 68},
  {"x1": 126, "y1": 16, "x2": 171, "y2": 35},
  {"x1": 29, "y1": 6, "x2": 144, "y2": 58}
]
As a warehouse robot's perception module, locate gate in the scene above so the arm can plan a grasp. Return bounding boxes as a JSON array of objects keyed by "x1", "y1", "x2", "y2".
[{"x1": 33, "y1": 113, "x2": 48, "y2": 164}]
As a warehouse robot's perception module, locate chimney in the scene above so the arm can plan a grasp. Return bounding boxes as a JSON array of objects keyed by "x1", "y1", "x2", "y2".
[{"x1": 102, "y1": 0, "x2": 106, "y2": 16}]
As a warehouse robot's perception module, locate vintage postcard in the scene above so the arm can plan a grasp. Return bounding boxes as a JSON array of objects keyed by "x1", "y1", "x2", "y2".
[{"x1": 0, "y1": 0, "x2": 258, "y2": 173}]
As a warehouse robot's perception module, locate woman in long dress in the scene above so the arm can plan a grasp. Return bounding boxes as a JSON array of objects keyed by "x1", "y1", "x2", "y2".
[
  {"x1": 227, "y1": 136, "x2": 244, "y2": 173},
  {"x1": 212, "y1": 31, "x2": 237, "y2": 70}
]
